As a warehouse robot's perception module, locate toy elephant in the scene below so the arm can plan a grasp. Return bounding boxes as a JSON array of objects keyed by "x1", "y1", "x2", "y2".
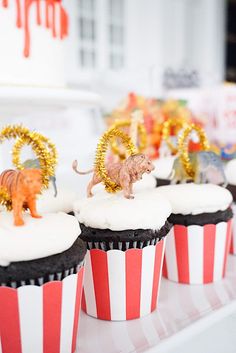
[{"x1": 170, "y1": 151, "x2": 227, "y2": 186}]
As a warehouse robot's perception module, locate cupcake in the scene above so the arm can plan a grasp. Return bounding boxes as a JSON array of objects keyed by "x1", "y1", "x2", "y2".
[
  {"x1": 74, "y1": 189, "x2": 172, "y2": 320},
  {"x1": 0, "y1": 212, "x2": 86, "y2": 353},
  {"x1": 225, "y1": 159, "x2": 236, "y2": 254},
  {"x1": 157, "y1": 184, "x2": 233, "y2": 284},
  {"x1": 152, "y1": 156, "x2": 176, "y2": 186}
]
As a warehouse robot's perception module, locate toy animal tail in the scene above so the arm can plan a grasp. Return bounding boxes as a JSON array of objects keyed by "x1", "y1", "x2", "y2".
[
  {"x1": 72, "y1": 160, "x2": 94, "y2": 175},
  {"x1": 50, "y1": 176, "x2": 58, "y2": 198}
]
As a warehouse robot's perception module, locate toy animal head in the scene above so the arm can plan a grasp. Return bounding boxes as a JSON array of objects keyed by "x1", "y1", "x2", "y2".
[
  {"x1": 23, "y1": 158, "x2": 57, "y2": 197},
  {"x1": 126, "y1": 154, "x2": 155, "y2": 174},
  {"x1": 20, "y1": 169, "x2": 43, "y2": 195}
]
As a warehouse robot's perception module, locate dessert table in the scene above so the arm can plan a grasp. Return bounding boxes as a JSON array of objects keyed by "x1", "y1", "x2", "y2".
[{"x1": 77, "y1": 255, "x2": 236, "y2": 353}]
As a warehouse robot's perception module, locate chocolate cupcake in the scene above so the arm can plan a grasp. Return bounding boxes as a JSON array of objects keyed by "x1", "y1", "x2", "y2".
[
  {"x1": 74, "y1": 189, "x2": 172, "y2": 320},
  {"x1": 152, "y1": 156, "x2": 176, "y2": 186},
  {"x1": 74, "y1": 190, "x2": 172, "y2": 251},
  {"x1": 0, "y1": 212, "x2": 86, "y2": 353},
  {"x1": 225, "y1": 159, "x2": 236, "y2": 254},
  {"x1": 0, "y1": 212, "x2": 86, "y2": 286},
  {"x1": 157, "y1": 183, "x2": 233, "y2": 284}
]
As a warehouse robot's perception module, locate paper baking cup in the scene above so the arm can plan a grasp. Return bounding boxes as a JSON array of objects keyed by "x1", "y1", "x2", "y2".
[
  {"x1": 163, "y1": 220, "x2": 232, "y2": 284},
  {"x1": 87, "y1": 237, "x2": 160, "y2": 251},
  {"x1": 82, "y1": 239, "x2": 165, "y2": 321},
  {"x1": 0, "y1": 266, "x2": 84, "y2": 353},
  {"x1": 230, "y1": 203, "x2": 236, "y2": 255}
]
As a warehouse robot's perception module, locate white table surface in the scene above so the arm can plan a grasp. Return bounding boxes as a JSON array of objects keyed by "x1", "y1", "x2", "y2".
[{"x1": 77, "y1": 255, "x2": 236, "y2": 353}]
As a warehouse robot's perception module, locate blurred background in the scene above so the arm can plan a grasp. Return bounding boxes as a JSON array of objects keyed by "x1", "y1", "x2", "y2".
[
  {"x1": 0, "y1": 1, "x2": 236, "y2": 352},
  {"x1": 0, "y1": 0, "x2": 235, "y2": 194}
]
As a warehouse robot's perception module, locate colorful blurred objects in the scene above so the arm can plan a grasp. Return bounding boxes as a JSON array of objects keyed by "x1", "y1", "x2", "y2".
[
  {"x1": 105, "y1": 92, "x2": 200, "y2": 159},
  {"x1": 219, "y1": 143, "x2": 236, "y2": 161}
]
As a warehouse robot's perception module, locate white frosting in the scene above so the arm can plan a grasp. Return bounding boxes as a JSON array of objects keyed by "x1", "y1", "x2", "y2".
[
  {"x1": 92, "y1": 174, "x2": 156, "y2": 194},
  {"x1": 74, "y1": 189, "x2": 172, "y2": 231},
  {"x1": 157, "y1": 183, "x2": 232, "y2": 215},
  {"x1": 37, "y1": 187, "x2": 77, "y2": 213},
  {"x1": 152, "y1": 156, "x2": 176, "y2": 179},
  {"x1": 0, "y1": 212, "x2": 80, "y2": 266},
  {"x1": 225, "y1": 159, "x2": 236, "y2": 185}
]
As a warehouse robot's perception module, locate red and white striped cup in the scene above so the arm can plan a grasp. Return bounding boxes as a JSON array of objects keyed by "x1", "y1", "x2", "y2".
[
  {"x1": 163, "y1": 220, "x2": 232, "y2": 284},
  {"x1": 0, "y1": 266, "x2": 84, "y2": 353},
  {"x1": 82, "y1": 239, "x2": 165, "y2": 320},
  {"x1": 230, "y1": 203, "x2": 236, "y2": 255}
]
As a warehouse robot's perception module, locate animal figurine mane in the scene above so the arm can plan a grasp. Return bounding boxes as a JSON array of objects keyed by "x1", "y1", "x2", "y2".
[
  {"x1": 0, "y1": 169, "x2": 42, "y2": 226},
  {"x1": 73, "y1": 153, "x2": 155, "y2": 199}
]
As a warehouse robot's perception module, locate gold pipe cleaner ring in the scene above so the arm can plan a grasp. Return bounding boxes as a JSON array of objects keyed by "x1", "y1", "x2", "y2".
[
  {"x1": 0, "y1": 125, "x2": 57, "y2": 189},
  {"x1": 162, "y1": 117, "x2": 189, "y2": 154},
  {"x1": 95, "y1": 127, "x2": 137, "y2": 193},
  {"x1": 110, "y1": 119, "x2": 147, "y2": 160},
  {"x1": 178, "y1": 123, "x2": 210, "y2": 178}
]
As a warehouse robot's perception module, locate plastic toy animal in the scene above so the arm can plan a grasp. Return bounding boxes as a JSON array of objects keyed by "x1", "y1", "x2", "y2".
[
  {"x1": 0, "y1": 169, "x2": 42, "y2": 226},
  {"x1": 170, "y1": 151, "x2": 227, "y2": 186},
  {"x1": 72, "y1": 153, "x2": 155, "y2": 199},
  {"x1": 23, "y1": 158, "x2": 57, "y2": 197}
]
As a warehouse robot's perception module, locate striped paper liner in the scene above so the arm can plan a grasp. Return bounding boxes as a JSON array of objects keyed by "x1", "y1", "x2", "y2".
[
  {"x1": 82, "y1": 238, "x2": 166, "y2": 321},
  {"x1": 0, "y1": 266, "x2": 84, "y2": 353},
  {"x1": 163, "y1": 220, "x2": 232, "y2": 284},
  {"x1": 230, "y1": 203, "x2": 236, "y2": 255},
  {"x1": 0, "y1": 263, "x2": 84, "y2": 288}
]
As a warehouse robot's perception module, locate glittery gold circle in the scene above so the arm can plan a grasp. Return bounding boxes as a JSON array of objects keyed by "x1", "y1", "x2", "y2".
[
  {"x1": 162, "y1": 117, "x2": 189, "y2": 154},
  {"x1": 95, "y1": 127, "x2": 137, "y2": 193},
  {"x1": 110, "y1": 119, "x2": 147, "y2": 160},
  {"x1": 178, "y1": 123, "x2": 210, "y2": 178},
  {"x1": 12, "y1": 132, "x2": 57, "y2": 188},
  {"x1": 0, "y1": 125, "x2": 58, "y2": 209}
]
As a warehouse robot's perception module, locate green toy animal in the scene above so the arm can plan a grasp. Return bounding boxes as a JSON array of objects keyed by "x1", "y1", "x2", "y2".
[{"x1": 170, "y1": 151, "x2": 227, "y2": 186}]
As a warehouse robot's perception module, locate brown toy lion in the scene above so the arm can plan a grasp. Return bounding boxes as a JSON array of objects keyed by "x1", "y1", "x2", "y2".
[
  {"x1": 73, "y1": 153, "x2": 155, "y2": 199},
  {"x1": 0, "y1": 169, "x2": 42, "y2": 226}
]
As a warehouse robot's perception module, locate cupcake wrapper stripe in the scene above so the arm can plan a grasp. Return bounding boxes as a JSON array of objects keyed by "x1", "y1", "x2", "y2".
[
  {"x1": 0, "y1": 268, "x2": 84, "y2": 353},
  {"x1": 230, "y1": 203, "x2": 236, "y2": 255},
  {"x1": 163, "y1": 220, "x2": 232, "y2": 284},
  {"x1": 82, "y1": 239, "x2": 165, "y2": 321}
]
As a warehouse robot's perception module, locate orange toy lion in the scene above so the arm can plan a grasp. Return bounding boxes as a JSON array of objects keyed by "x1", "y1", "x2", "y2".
[{"x1": 0, "y1": 169, "x2": 42, "y2": 226}]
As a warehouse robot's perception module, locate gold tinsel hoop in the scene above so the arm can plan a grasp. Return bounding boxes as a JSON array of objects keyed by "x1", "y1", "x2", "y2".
[
  {"x1": 95, "y1": 127, "x2": 137, "y2": 193},
  {"x1": 0, "y1": 125, "x2": 57, "y2": 209},
  {"x1": 178, "y1": 123, "x2": 210, "y2": 178},
  {"x1": 12, "y1": 132, "x2": 57, "y2": 186},
  {"x1": 162, "y1": 117, "x2": 189, "y2": 154},
  {"x1": 110, "y1": 119, "x2": 147, "y2": 160}
]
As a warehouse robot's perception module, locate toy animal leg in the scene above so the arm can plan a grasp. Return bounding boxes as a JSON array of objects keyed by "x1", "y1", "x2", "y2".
[
  {"x1": 28, "y1": 197, "x2": 42, "y2": 219},
  {"x1": 194, "y1": 168, "x2": 203, "y2": 184},
  {"x1": 120, "y1": 180, "x2": 134, "y2": 199},
  {"x1": 87, "y1": 174, "x2": 101, "y2": 198},
  {"x1": 12, "y1": 198, "x2": 24, "y2": 226},
  {"x1": 128, "y1": 182, "x2": 134, "y2": 198},
  {"x1": 221, "y1": 169, "x2": 228, "y2": 187},
  {"x1": 170, "y1": 177, "x2": 178, "y2": 184}
]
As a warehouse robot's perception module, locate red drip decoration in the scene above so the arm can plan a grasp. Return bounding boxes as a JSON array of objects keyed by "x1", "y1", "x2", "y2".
[
  {"x1": 2, "y1": 0, "x2": 8, "y2": 8},
  {"x1": 2, "y1": 0, "x2": 69, "y2": 57},
  {"x1": 35, "y1": 0, "x2": 41, "y2": 25},
  {"x1": 16, "y1": 0, "x2": 22, "y2": 27}
]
